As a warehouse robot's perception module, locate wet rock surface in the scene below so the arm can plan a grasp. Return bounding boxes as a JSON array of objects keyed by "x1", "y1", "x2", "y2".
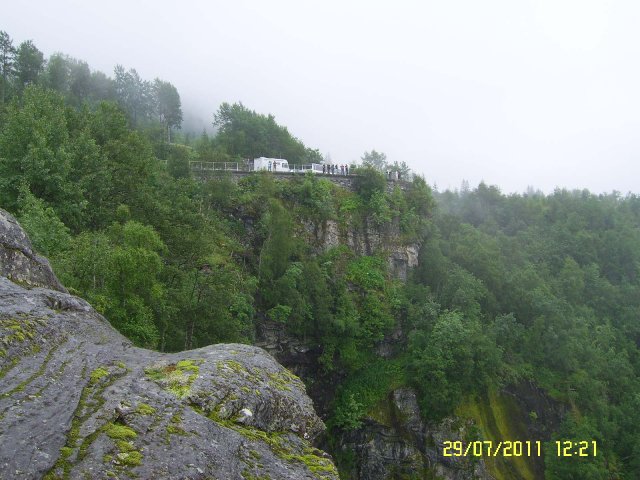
[
  {"x1": 0, "y1": 209, "x2": 66, "y2": 292},
  {"x1": 0, "y1": 208, "x2": 337, "y2": 480},
  {"x1": 304, "y1": 217, "x2": 421, "y2": 283},
  {"x1": 338, "y1": 388, "x2": 493, "y2": 480}
]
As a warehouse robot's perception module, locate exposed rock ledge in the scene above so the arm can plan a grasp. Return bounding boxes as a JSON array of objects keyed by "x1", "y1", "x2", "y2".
[{"x1": 0, "y1": 208, "x2": 338, "y2": 480}]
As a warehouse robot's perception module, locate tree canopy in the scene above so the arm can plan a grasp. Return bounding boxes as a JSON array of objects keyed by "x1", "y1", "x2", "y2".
[{"x1": 213, "y1": 102, "x2": 319, "y2": 164}]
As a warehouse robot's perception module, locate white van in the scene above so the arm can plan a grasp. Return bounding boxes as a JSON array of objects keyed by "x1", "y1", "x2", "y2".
[{"x1": 253, "y1": 157, "x2": 290, "y2": 172}]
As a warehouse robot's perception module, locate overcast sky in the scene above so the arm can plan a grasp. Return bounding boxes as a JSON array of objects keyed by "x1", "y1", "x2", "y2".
[{"x1": 5, "y1": 0, "x2": 640, "y2": 194}]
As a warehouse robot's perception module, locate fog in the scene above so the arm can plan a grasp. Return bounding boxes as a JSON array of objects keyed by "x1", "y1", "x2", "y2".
[{"x1": 5, "y1": 0, "x2": 640, "y2": 194}]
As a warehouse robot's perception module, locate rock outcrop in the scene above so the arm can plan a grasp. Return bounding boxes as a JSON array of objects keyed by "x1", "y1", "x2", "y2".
[
  {"x1": 0, "y1": 210, "x2": 66, "y2": 292},
  {"x1": 305, "y1": 218, "x2": 420, "y2": 282},
  {"x1": 0, "y1": 209, "x2": 338, "y2": 480},
  {"x1": 338, "y1": 388, "x2": 492, "y2": 480}
]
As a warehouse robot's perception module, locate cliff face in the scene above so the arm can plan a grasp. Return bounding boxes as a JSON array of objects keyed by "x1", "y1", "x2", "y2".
[
  {"x1": 338, "y1": 388, "x2": 492, "y2": 480},
  {"x1": 0, "y1": 209, "x2": 338, "y2": 480},
  {"x1": 305, "y1": 217, "x2": 420, "y2": 282}
]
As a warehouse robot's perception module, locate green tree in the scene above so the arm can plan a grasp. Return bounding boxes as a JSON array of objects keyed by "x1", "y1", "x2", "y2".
[
  {"x1": 44, "y1": 53, "x2": 70, "y2": 94},
  {"x1": 103, "y1": 221, "x2": 166, "y2": 347},
  {"x1": 545, "y1": 417, "x2": 608, "y2": 480},
  {"x1": 388, "y1": 160, "x2": 411, "y2": 177},
  {"x1": 54, "y1": 231, "x2": 111, "y2": 295},
  {"x1": 305, "y1": 147, "x2": 323, "y2": 164},
  {"x1": 213, "y1": 102, "x2": 311, "y2": 163},
  {"x1": 153, "y1": 79, "x2": 182, "y2": 142},
  {"x1": 0, "y1": 85, "x2": 84, "y2": 226},
  {"x1": 14, "y1": 40, "x2": 44, "y2": 91},
  {"x1": 409, "y1": 311, "x2": 501, "y2": 418},
  {"x1": 406, "y1": 175, "x2": 434, "y2": 217},
  {"x1": 69, "y1": 60, "x2": 92, "y2": 103},
  {"x1": 174, "y1": 260, "x2": 255, "y2": 350},
  {"x1": 361, "y1": 149, "x2": 387, "y2": 171},
  {"x1": 258, "y1": 199, "x2": 298, "y2": 306},
  {"x1": 114, "y1": 65, "x2": 153, "y2": 126},
  {"x1": 66, "y1": 117, "x2": 111, "y2": 229},
  {"x1": 345, "y1": 256, "x2": 395, "y2": 345},
  {"x1": 0, "y1": 30, "x2": 16, "y2": 103},
  {"x1": 166, "y1": 144, "x2": 190, "y2": 179},
  {"x1": 352, "y1": 167, "x2": 386, "y2": 202},
  {"x1": 85, "y1": 101, "x2": 155, "y2": 222},
  {"x1": 53, "y1": 220, "x2": 166, "y2": 349},
  {"x1": 17, "y1": 186, "x2": 71, "y2": 257},
  {"x1": 89, "y1": 70, "x2": 115, "y2": 103}
]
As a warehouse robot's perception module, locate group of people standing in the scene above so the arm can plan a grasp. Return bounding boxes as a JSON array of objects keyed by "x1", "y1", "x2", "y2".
[{"x1": 323, "y1": 164, "x2": 349, "y2": 175}]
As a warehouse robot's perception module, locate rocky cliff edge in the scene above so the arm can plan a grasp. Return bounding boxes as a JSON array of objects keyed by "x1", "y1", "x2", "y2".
[{"x1": 0, "y1": 208, "x2": 338, "y2": 480}]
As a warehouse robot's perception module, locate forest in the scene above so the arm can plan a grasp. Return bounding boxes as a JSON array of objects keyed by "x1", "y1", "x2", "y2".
[{"x1": 1, "y1": 30, "x2": 640, "y2": 479}]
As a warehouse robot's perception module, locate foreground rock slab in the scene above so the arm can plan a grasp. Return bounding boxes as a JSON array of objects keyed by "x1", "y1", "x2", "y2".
[{"x1": 0, "y1": 208, "x2": 337, "y2": 480}]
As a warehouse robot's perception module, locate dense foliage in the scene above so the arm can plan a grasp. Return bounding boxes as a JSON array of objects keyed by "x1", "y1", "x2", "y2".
[
  {"x1": 1, "y1": 30, "x2": 640, "y2": 479},
  {"x1": 213, "y1": 102, "x2": 323, "y2": 164},
  {"x1": 425, "y1": 185, "x2": 640, "y2": 479}
]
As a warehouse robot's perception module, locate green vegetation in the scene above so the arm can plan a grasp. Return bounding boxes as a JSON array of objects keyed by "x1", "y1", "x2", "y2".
[
  {"x1": 144, "y1": 359, "x2": 201, "y2": 398},
  {"x1": 411, "y1": 184, "x2": 640, "y2": 479},
  {"x1": 104, "y1": 423, "x2": 137, "y2": 441},
  {"x1": 0, "y1": 315, "x2": 46, "y2": 340},
  {"x1": 330, "y1": 358, "x2": 405, "y2": 430},
  {"x1": 44, "y1": 363, "x2": 128, "y2": 479},
  {"x1": 456, "y1": 390, "x2": 537, "y2": 480},
  {"x1": 89, "y1": 367, "x2": 109, "y2": 385},
  {"x1": 105, "y1": 423, "x2": 143, "y2": 468},
  {"x1": 205, "y1": 413, "x2": 337, "y2": 480},
  {"x1": 3, "y1": 29, "x2": 640, "y2": 479},
  {"x1": 1, "y1": 343, "x2": 59, "y2": 398},
  {"x1": 0, "y1": 315, "x2": 48, "y2": 380},
  {"x1": 134, "y1": 403, "x2": 156, "y2": 416},
  {"x1": 214, "y1": 102, "x2": 322, "y2": 164},
  {"x1": 166, "y1": 413, "x2": 189, "y2": 437}
]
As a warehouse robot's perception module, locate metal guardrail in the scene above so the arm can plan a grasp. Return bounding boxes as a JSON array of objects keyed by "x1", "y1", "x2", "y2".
[
  {"x1": 162, "y1": 160, "x2": 408, "y2": 184},
  {"x1": 289, "y1": 164, "x2": 324, "y2": 173},
  {"x1": 189, "y1": 161, "x2": 241, "y2": 171},
  {"x1": 188, "y1": 162, "x2": 325, "y2": 173}
]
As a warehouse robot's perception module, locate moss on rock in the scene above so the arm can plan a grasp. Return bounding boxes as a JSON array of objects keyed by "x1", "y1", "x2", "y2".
[
  {"x1": 134, "y1": 402, "x2": 156, "y2": 415},
  {"x1": 144, "y1": 359, "x2": 202, "y2": 398}
]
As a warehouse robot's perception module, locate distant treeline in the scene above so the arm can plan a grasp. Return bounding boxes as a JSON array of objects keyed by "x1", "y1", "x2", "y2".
[{"x1": 0, "y1": 30, "x2": 322, "y2": 164}]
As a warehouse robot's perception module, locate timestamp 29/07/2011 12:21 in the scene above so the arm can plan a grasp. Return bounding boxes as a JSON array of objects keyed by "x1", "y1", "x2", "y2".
[{"x1": 442, "y1": 440, "x2": 597, "y2": 457}]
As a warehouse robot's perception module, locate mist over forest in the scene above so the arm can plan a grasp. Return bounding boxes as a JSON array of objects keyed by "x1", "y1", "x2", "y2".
[{"x1": 7, "y1": 0, "x2": 640, "y2": 194}]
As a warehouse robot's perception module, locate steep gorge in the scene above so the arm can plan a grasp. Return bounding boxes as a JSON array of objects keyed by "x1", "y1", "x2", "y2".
[{"x1": 253, "y1": 204, "x2": 559, "y2": 480}]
